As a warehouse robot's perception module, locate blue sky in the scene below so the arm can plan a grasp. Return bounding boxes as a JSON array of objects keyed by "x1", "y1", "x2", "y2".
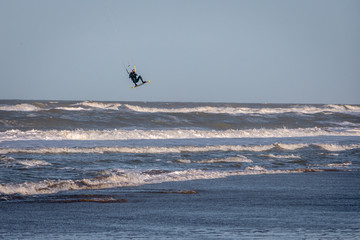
[{"x1": 0, "y1": 0, "x2": 359, "y2": 104}]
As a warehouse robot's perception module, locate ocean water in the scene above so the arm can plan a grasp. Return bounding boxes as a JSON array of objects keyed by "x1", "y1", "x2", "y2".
[
  {"x1": 0, "y1": 100, "x2": 359, "y2": 198},
  {"x1": 0, "y1": 100, "x2": 360, "y2": 239}
]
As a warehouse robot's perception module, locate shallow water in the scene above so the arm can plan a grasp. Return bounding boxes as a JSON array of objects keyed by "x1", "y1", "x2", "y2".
[{"x1": 1, "y1": 172, "x2": 359, "y2": 239}]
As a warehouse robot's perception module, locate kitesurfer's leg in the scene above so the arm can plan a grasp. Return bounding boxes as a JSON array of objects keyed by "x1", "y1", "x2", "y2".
[
  {"x1": 132, "y1": 78, "x2": 138, "y2": 86},
  {"x1": 138, "y1": 75, "x2": 145, "y2": 83}
]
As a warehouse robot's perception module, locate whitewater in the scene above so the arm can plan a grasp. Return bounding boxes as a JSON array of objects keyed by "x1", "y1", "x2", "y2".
[{"x1": 0, "y1": 100, "x2": 359, "y2": 197}]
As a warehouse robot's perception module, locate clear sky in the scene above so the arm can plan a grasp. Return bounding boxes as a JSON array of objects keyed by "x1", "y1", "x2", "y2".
[{"x1": 0, "y1": 0, "x2": 359, "y2": 104}]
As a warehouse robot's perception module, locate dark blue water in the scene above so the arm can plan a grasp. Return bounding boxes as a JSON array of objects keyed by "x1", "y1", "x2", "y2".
[{"x1": 1, "y1": 172, "x2": 359, "y2": 239}]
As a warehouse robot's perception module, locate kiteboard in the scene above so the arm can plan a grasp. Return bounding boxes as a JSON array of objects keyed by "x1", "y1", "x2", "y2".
[{"x1": 131, "y1": 80, "x2": 150, "y2": 89}]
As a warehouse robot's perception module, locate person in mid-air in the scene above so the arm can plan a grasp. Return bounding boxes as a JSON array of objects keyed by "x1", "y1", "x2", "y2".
[{"x1": 129, "y1": 68, "x2": 145, "y2": 87}]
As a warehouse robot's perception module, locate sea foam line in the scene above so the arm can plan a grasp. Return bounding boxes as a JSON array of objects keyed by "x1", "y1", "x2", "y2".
[
  {"x1": 0, "y1": 168, "x2": 325, "y2": 196},
  {"x1": 1, "y1": 102, "x2": 359, "y2": 115},
  {"x1": 124, "y1": 104, "x2": 360, "y2": 115},
  {"x1": 1, "y1": 143, "x2": 359, "y2": 155},
  {"x1": 1, "y1": 127, "x2": 359, "y2": 142},
  {"x1": 0, "y1": 145, "x2": 275, "y2": 154},
  {"x1": 0, "y1": 101, "x2": 122, "y2": 112}
]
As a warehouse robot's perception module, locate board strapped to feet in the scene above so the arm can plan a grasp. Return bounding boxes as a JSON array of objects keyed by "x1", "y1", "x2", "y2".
[{"x1": 131, "y1": 80, "x2": 150, "y2": 89}]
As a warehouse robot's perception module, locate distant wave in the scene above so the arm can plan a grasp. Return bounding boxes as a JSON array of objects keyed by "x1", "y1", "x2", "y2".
[
  {"x1": 54, "y1": 107, "x2": 91, "y2": 111},
  {"x1": 72, "y1": 101, "x2": 121, "y2": 110},
  {"x1": 0, "y1": 127, "x2": 359, "y2": 142},
  {"x1": 124, "y1": 104, "x2": 360, "y2": 115},
  {"x1": 1, "y1": 102, "x2": 359, "y2": 116},
  {"x1": 1, "y1": 143, "x2": 359, "y2": 155},
  {"x1": 0, "y1": 101, "x2": 121, "y2": 112},
  {"x1": 0, "y1": 103, "x2": 42, "y2": 112}
]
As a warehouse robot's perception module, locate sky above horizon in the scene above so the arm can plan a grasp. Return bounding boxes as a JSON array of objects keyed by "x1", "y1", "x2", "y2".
[{"x1": 0, "y1": 0, "x2": 359, "y2": 104}]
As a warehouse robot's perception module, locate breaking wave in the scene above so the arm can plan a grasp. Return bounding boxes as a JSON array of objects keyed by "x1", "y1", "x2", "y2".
[
  {"x1": 0, "y1": 168, "x2": 325, "y2": 196},
  {"x1": 72, "y1": 101, "x2": 121, "y2": 110},
  {"x1": 314, "y1": 143, "x2": 360, "y2": 151},
  {"x1": 1, "y1": 143, "x2": 359, "y2": 155},
  {"x1": 1, "y1": 102, "x2": 359, "y2": 116},
  {"x1": 0, "y1": 103, "x2": 42, "y2": 112},
  {"x1": 0, "y1": 101, "x2": 121, "y2": 112},
  {"x1": 1, "y1": 100, "x2": 359, "y2": 199},
  {"x1": 124, "y1": 104, "x2": 360, "y2": 115},
  {"x1": 1, "y1": 127, "x2": 359, "y2": 142},
  {"x1": 0, "y1": 156, "x2": 51, "y2": 168},
  {"x1": 0, "y1": 145, "x2": 275, "y2": 154}
]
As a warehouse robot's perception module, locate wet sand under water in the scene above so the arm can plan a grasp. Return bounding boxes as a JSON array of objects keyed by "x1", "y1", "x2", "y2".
[{"x1": 1, "y1": 171, "x2": 359, "y2": 239}]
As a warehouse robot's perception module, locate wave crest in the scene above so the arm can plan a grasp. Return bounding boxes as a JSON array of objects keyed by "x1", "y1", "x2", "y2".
[
  {"x1": 0, "y1": 101, "x2": 122, "y2": 112},
  {"x1": 124, "y1": 104, "x2": 360, "y2": 115},
  {"x1": 0, "y1": 104, "x2": 42, "y2": 112},
  {"x1": 2, "y1": 143, "x2": 359, "y2": 155},
  {"x1": 0, "y1": 168, "x2": 325, "y2": 196},
  {"x1": 73, "y1": 101, "x2": 121, "y2": 110},
  {"x1": 1, "y1": 127, "x2": 359, "y2": 142}
]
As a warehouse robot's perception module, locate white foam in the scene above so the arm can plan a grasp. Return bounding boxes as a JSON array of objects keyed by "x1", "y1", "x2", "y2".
[
  {"x1": 174, "y1": 159, "x2": 192, "y2": 164},
  {"x1": 1, "y1": 142, "x2": 359, "y2": 155},
  {"x1": 198, "y1": 156, "x2": 253, "y2": 163},
  {"x1": 326, "y1": 162, "x2": 352, "y2": 168},
  {"x1": 17, "y1": 160, "x2": 51, "y2": 167},
  {"x1": 314, "y1": 144, "x2": 360, "y2": 151},
  {"x1": 311, "y1": 162, "x2": 352, "y2": 168},
  {"x1": 0, "y1": 168, "x2": 311, "y2": 196},
  {"x1": 245, "y1": 166, "x2": 267, "y2": 171},
  {"x1": 0, "y1": 156, "x2": 51, "y2": 168},
  {"x1": 73, "y1": 101, "x2": 121, "y2": 110},
  {"x1": 0, "y1": 104, "x2": 42, "y2": 112},
  {"x1": 344, "y1": 105, "x2": 360, "y2": 111},
  {"x1": 261, "y1": 154, "x2": 301, "y2": 159},
  {"x1": 124, "y1": 104, "x2": 360, "y2": 115},
  {"x1": 0, "y1": 101, "x2": 122, "y2": 112},
  {"x1": 1, "y1": 127, "x2": 359, "y2": 142},
  {"x1": 55, "y1": 107, "x2": 89, "y2": 111},
  {"x1": 274, "y1": 143, "x2": 308, "y2": 150},
  {"x1": 0, "y1": 144, "x2": 286, "y2": 155}
]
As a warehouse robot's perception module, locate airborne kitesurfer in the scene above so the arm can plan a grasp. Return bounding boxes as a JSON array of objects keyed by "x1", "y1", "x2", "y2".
[{"x1": 129, "y1": 68, "x2": 145, "y2": 87}]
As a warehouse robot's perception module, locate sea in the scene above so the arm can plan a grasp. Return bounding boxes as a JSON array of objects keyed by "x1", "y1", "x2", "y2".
[{"x1": 0, "y1": 100, "x2": 359, "y2": 239}]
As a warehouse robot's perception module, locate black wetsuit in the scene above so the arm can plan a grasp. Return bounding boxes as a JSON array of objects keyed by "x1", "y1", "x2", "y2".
[{"x1": 129, "y1": 71, "x2": 144, "y2": 86}]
